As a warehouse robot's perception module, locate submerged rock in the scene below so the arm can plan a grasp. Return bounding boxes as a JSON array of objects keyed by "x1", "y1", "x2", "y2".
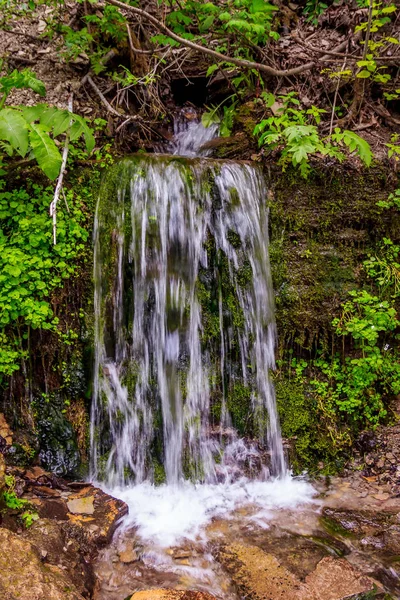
[
  {"x1": 0, "y1": 527, "x2": 84, "y2": 600},
  {"x1": 304, "y1": 557, "x2": 375, "y2": 600},
  {"x1": 129, "y1": 591, "x2": 217, "y2": 600},
  {"x1": 217, "y1": 543, "x2": 376, "y2": 600}
]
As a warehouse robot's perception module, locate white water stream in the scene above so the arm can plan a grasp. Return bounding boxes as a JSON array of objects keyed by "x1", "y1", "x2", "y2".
[{"x1": 91, "y1": 116, "x2": 315, "y2": 557}]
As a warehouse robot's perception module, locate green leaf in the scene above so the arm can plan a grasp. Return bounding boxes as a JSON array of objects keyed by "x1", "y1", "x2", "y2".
[
  {"x1": 206, "y1": 64, "x2": 219, "y2": 77},
  {"x1": 357, "y1": 70, "x2": 371, "y2": 78},
  {"x1": 342, "y1": 130, "x2": 372, "y2": 166},
  {"x1": 29, "y1": 123, "x2": 62, "y2": 180},
  {"x1": 201, "y1": 111, "x2": 220, "y2": 128},
  {"x1": 22, "y1": 104, "x2": 48, "y2": 123},
  {"x1": 200, "y1": 15, "x2": 215, "y2": 31},
  {"x1": 0, "y1": 108, "x2": 29, "y2": 157}
]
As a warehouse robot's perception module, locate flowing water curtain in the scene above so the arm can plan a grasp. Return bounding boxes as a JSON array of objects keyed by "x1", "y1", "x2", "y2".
[{"x1": 91, "y1": 155, "x2": 285, "y2": 487}]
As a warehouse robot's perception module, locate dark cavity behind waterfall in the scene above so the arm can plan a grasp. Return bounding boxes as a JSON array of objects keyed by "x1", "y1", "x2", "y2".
[{"x1": 90, "y1": 123, "x2": 286, "y2": 487}]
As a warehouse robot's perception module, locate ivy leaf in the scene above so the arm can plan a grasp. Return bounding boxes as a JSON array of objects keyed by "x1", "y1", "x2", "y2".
[
  {"x1": 29, "y1": 123, "x2": 62, "y2": 180},
  {"x1": 0, "y1": 108, "x2": 29, "y2": 157}
]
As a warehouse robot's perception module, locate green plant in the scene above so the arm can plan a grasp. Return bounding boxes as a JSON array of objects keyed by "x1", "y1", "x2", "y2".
[
  {"x1": 303, "y1": 0, "x2": 328, "y2": 26},
  {"x1": 0, "y1": 181, "x2": 88, "y2": 379},
  {"x1": 0, "y1": 69, "x2": 94, "y2": 179},
  {"x1": 2, "y1": 474, "x2": 39, "y2": 527},
  {"x1": 253, "y1": 93, "x2": 372, "y2": 177}
]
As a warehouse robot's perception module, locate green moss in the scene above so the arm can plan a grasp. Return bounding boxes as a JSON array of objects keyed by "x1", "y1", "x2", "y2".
[
  {"x1": 226, "y1": 383, "x2": 252, "y2": 435},
  {"x1": 275, "y1": 377, "x2": 344, "y2": 474}
]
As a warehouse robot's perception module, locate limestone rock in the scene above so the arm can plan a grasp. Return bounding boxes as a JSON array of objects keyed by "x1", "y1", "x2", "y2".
[
  {"x1": 130, "y1": 591, "x2": 217, "y2": 600},
  {"x1": 0, "y1": 527, "x2": 84, "y2": 600}
]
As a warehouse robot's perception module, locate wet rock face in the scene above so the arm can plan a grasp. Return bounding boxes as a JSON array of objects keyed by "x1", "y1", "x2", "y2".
[
  {"x1": 217, "y1": 543, "x2": 375, "y2": 600},
  {"x1": 0, "y1": 527, "x2": 84, "y2": 600},
  {"x1": 130, "y1": 591, "x2": 217, "y2": 600}
]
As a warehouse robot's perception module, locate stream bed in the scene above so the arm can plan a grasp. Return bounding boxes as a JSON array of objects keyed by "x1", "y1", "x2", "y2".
[{"x1": 93, "y1": 475, "x2": 400, "y2": 599}]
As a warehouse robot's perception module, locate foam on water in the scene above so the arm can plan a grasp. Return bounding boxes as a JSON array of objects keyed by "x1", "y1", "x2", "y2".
[{"x1": 106, "y1": 476, "x2": 316, "y2": 547}]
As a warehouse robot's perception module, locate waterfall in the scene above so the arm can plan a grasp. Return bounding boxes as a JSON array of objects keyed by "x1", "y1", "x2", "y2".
[{"x1": 90, "y1": 124, "x2": 286, "y2": 488}]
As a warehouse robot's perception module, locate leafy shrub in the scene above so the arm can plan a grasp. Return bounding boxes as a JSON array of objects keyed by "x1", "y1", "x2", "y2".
[{"x1": 0, "y1": 181, "x2": 88, "y2": 379}]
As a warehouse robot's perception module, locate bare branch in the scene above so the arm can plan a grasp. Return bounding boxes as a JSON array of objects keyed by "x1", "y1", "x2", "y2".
[{"x1": 104, "y1": 0, "x2": 354, "y2": 77}]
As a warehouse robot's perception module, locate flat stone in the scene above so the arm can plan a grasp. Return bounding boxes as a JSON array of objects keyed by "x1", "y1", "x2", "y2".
[{"x1": 67, "y1": 495, "x2": 95, "y2": 515}]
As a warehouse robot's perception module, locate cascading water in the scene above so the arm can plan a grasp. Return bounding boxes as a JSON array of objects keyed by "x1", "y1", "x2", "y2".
[{"x1": 90, "y1": 118, "x2": 314, "y2": 550}]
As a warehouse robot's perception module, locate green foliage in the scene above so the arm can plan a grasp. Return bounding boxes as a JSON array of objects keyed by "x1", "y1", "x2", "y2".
[
  {"x1": 152, "y1": 0, "x2": 279, "y2": 54},
  {"x1": 303, "y1": 0, "x2": 328, "y2": 26},
  {"x1": 0, "y1": 181, "x2": 88, "y2": 379},
  {"x1": 0, "y1": 69, "x2": 94, "y2": 179},
  {"x1": 253, "y1": 93, "x2": 372, "y2": 176},
  {"x1": 2, "y1": 474, "x2": 39, "y2": 527}
]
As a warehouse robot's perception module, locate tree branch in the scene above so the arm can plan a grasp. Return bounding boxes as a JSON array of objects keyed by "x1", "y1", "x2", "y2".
[{"x1": 104, "y1": 0, "x2": 353, "y2": 77}]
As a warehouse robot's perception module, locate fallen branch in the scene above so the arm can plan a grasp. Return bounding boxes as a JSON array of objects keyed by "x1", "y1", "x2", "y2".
[
  {"x1": 85, "y1": 75, "x2": 122, "y2": 117},
  {"x1": 104, "y1": 0, "x2": 354, "y2": 77},
  {"x1": 49, "y1": 93, "x2": 73, "y2": 245}
]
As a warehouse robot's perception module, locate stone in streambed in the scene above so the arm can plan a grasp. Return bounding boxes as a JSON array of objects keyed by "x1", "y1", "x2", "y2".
[
  {"x1": 217, "y1": 543, "x2": 376, "y2": 600},
  {"x1": 304, "y1": 556, "x2": 375, "y2": 599},
  {"x1": 118, "y1": 546, "x2": 139, "y2": 563},
  {"x1": 130, "y1": 591, "x2": 217, "y2": 599},
  {"x1": 217, "y1": 543, "x2": 306, "y2": 600}
]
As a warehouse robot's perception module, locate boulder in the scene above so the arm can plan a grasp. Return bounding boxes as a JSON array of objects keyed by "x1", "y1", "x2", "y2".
[
  {"x1": 0, "y1": 527, "x2": 84, "y2": 600},
  {"x1": 130, "y1": 591, "x2": 217, "y2": 600}
]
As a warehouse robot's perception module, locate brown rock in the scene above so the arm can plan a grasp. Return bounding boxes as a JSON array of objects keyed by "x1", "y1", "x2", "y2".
[
  {"x1": 0, "y1": 527, "x2": 84, "y2": 600},
  {"x1": 305, "y1": 556, "x2": 375, "y2": 600},
  {"x1": 119, "y1": 546, "x2": 139, "y2": 564},
  {"x1": 0, "y1": 454, "x2": 5, "y2": 491},
  {"x1": 218, "y1": 543, "x2": 307, "y2": 600},
  {"x1": 0, "y1": 413, "x2": 13, "y2": 445},
  {"x1": 65, "y1": 486, "x2": 128, "y2": 550},
  {"x1": 130, "y1": 591, "x2": 217, "y2": 600},
  {"x1": 22, "y1": 518, "x2": 95, "y2": 598},
  {"x1": 217, "y1": 543, "x2": 376, "y2": 600}
]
